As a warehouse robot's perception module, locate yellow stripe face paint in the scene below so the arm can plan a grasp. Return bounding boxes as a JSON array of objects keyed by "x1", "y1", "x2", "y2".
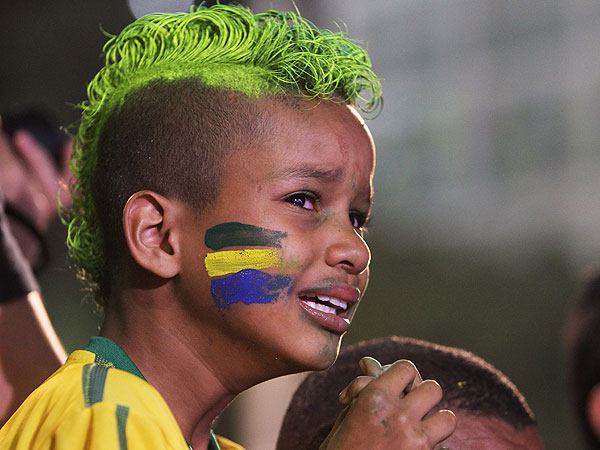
[{"x1": 204, "y1": 249, "x2": 281, "y2": 277}]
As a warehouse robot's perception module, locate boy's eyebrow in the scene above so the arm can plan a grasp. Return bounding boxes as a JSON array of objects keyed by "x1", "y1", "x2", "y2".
[{"x1": 271, "y1": 166, "x2": 344, "y2": 181}]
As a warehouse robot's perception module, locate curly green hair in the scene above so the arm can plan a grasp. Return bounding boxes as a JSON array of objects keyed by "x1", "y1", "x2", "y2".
[{"x1": 64, "y1": 4, "x2": 382, "y2": 305}]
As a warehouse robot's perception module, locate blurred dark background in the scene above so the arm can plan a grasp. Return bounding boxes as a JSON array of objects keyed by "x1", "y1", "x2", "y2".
[{"x1": 3, "y1": 1, "x2": 598, "y2": 448}]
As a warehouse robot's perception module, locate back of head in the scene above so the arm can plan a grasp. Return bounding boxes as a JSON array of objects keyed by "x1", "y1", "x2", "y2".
[
  {"x1": 564, "y1": 269, "x2": 600, "y2": 448},
  {"x1": 63, "y1": 5, "x2": 382, "y2": 307},
  {"x1": 276, "y1": 336, "x2": 537, "y2": 450}
]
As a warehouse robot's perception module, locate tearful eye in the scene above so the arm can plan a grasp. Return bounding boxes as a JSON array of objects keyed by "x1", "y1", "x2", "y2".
[
  {"x1": 285, "y1": 192, "x2": 319, "y2": 211},
  {"x1": 349, "y1": 211, "x2": 368, "y2": 230}
]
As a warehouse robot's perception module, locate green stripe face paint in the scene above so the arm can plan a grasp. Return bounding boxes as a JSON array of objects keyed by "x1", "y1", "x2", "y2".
[{"x1": 205, "y1": 222, "x2": 287, "y2": 250}]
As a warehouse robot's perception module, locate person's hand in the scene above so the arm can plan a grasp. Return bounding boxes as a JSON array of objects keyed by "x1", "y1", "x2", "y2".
[
  {"x1": 0, "y1": 120, "x2": 72, "y2": 264},
  {"x1": 0, "y1": 128, "x2": 72, "y2": 230},
  {"x1": 320, "y1": 357, "x2": 456, "y2": 450},
  {"x1": 338, "y1": 357, "x2": 418, "y2": 404}
]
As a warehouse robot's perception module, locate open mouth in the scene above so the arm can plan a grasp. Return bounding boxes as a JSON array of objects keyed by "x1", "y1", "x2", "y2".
[
  {"x1": 298, "y1": 286, "x2": 359, "y2": 334},
  {"x1": 300, "y1": 295, "x2": 348, "y2": 315}
]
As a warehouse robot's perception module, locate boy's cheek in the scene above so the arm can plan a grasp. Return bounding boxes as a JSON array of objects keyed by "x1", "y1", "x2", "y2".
[
  {"x1": 198, "y1": 221, "x2": 312, "y2": 310},
  {"x1": 201, "y1": 244, "x2": 299, "y2": 311}
]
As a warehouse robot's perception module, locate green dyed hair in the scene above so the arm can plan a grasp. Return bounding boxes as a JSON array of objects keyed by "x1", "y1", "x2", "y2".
[{"x1": 65, "y1": 4, "x2": 382, "y2": 304}]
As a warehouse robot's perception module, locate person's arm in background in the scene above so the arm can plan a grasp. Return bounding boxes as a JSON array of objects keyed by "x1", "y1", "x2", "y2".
[{"x1": 0, "y1": 122, "x2": 70, "y2": 427}]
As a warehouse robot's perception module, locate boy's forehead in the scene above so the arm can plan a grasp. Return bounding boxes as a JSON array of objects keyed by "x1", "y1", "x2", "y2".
[
  {"x1": 208, "y1": 97, "x2": 375, "y2": 202},
  {"x1": 257, "y1": 103, "x2": 374, "y2": 181}
]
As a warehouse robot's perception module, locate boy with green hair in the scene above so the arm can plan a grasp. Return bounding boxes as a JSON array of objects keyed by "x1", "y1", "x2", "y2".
[{"x1": 0, "y1": 5, "x2": 456, "y2": 449}]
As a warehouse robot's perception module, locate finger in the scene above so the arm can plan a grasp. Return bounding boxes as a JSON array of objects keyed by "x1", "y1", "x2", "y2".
[
  {"x1": 319, "y1": 406, "x2": 350, "y2": 449},
  {"x1": 0, "y1": 133, "x2": 27, "y2": 202},
  {"x1": 359, "y1": 356, "x2": 383, "y2": 377},
  {"x1": 422, "y1": 409, "x2": 456, "y2": 446},
  {"x1": 402, "y1": 379, "x2": 444, "y2": 420},
  {"x1": 382, "y1": 361, "x2": 424, "y2": 394},
  {"x1": 59, "y1": 139, "x2": 73, "y2": 181},
  {"x1": 361, "y1": 359, "x2": 420, "y2": 400},
  {"x1": 12, "y1": 131, "x2": 59, "y2": 202},
  {"x1": 60, "y1": 135, "x2": 73, "y2": 165},
  {"x1": 339, "y1": 375, "x2": 375, "y2": 405},
  {"x1": 57, "y1": 139, "x2": 74, "y2": 208},
  {"x1": 0, "y1": 131, "x2": 18, "y2": 162}
]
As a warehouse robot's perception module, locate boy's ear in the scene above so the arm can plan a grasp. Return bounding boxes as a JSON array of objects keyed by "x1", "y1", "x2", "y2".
[
  {"x1": 587, "y1": 384, "x2": 600, "y2": 440},
  {"x1": 122, "y1": 191, "x2": 181, "y2": 279}
]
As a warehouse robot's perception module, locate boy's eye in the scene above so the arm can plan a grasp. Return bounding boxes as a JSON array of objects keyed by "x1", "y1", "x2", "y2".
[
  {"x1": 349, "y1": 211, "x2": 369, "y2": 230},
  {"x1": 285, "y1": 192, "x2": 319, "y2": 211}
]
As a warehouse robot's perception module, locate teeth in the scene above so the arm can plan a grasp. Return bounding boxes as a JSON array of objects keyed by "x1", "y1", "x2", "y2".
[
  {"x1": 316, "y1": 295, "x2": 348, "y2": 311},
  {"x1": 304, "y1": 300, "x2": 337, "y2": 315}
]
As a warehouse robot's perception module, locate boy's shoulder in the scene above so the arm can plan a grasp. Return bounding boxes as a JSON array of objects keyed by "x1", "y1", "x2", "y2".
[{"x1": 0, "y1": 350, "x2": 188, "y2": 449}]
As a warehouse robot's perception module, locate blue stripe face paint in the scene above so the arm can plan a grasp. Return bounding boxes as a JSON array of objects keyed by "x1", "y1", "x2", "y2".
[{"x1": 211, "y1": 269, "x2": 291, "y2": 310}]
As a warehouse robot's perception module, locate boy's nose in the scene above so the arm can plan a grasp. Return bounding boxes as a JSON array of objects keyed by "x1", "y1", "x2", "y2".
[{"x1": 324, "y1": 223, "x2": 371, "y2": 275}]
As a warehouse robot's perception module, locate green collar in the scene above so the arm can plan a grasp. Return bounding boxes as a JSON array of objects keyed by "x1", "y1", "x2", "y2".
[
  {"x1": 84, "y1": 336, "x2": 221, "y2": 450},
  {"x1": 85, "y1": 336, "x2": 146, "y2": 380}
]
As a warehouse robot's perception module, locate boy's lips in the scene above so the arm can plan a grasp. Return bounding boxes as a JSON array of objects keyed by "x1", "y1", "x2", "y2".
[{"x1": 297, "y1": 285, "x2": 360, "y2": 334}]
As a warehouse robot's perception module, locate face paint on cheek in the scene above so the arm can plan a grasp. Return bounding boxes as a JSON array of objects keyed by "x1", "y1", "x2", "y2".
[
  {"x1": 204, "y1": 222, "x2": 292, "y2": 310},
  {"x1": 211, "y1": 269, "x2": 292, "y2": 310},
  {"x1": 204, "y1": 249, "x2": 281, "y2": 277},
  {"x1": 205, "y1": 222, "x2": 287, "y2": 250}
]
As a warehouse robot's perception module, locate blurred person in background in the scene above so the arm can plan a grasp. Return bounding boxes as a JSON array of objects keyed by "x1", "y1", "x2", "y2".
[
  {"x1": 0, "y1": 111, "x2": 72, "y2": 269},
  {"x1": 0, "y1": 112, "x2": 70, "y2": 426},
  {"x1": 277, "y1": 336, "x2": 544, "y2": 450},
  {"x1": 564, "y1": 269, "x2": 600, "y2": 449}
]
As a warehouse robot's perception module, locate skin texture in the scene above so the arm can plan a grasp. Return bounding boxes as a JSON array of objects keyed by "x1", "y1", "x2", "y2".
[
  {"x1": 101, "y1": 99, "x2": 455, "y2": 449},
  {"x1": 438, "y1": 412, "x2": 544, "y2": 449}
]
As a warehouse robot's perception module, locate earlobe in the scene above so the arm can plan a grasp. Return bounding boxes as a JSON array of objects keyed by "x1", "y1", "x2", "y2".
[
  {"x1": 587, "y1": 384, "x2": 600, "y2": 440},
  {"x1": 123, "y1": 191, "x2": 181, "y2": 279}
]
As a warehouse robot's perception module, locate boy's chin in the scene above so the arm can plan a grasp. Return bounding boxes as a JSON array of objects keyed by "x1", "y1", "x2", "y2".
[{"x1": 290, "y1": 333, "x2": 343, "y2": 373}]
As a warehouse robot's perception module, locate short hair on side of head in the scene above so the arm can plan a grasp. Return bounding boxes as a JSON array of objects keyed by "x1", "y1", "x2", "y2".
[
  {"x1": 62, "y1": 4, "x2": 382, "y2": 307},
  {"x1": 276, "y1": 336, "x2": 537, "y2": 450},
  {"x1": 564, "y1": 269, "x2": 600, "y2": 449}
]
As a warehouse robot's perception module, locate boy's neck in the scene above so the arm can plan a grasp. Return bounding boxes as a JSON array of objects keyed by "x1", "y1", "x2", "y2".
[{"x1": 100, "y1": 288, "x2": 237, "y2": 449}]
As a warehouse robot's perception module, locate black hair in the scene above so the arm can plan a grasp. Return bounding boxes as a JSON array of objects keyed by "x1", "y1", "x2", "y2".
[
  {"x1": 91, "y1": 80, "x2": 270, "y2": 304},
  {"x1": 276, "y1": 336, "x2": 537, "y2": 450}
]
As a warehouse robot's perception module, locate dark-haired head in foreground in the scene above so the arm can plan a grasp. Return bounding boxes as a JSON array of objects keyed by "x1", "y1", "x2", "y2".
[
  {"x1": 277, "y1": 336, "x2": 544, "y2": 450},
  {"x1": 564, "y1": 269, "x2": 600, "y2": 449}
]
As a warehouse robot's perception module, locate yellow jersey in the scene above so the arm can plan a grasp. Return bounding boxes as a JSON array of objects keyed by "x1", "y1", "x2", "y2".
[{"x1": 0, "y1": 337, "x2": 244, "y2": 450}]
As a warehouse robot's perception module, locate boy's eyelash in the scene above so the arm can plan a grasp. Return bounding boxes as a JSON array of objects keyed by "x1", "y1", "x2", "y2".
[
  {"x1": 362, "y1": 214, "x2": 372, "y2": 230},
  {"x1": 351, "y1": 211, "x2": 372, "y2": 231},
  {"x1": 285, "y1": 191, "x2": 372, "y2": 232},
  {"x1": 285, "y1": 191, "x2": 321, "y2": 207}
]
